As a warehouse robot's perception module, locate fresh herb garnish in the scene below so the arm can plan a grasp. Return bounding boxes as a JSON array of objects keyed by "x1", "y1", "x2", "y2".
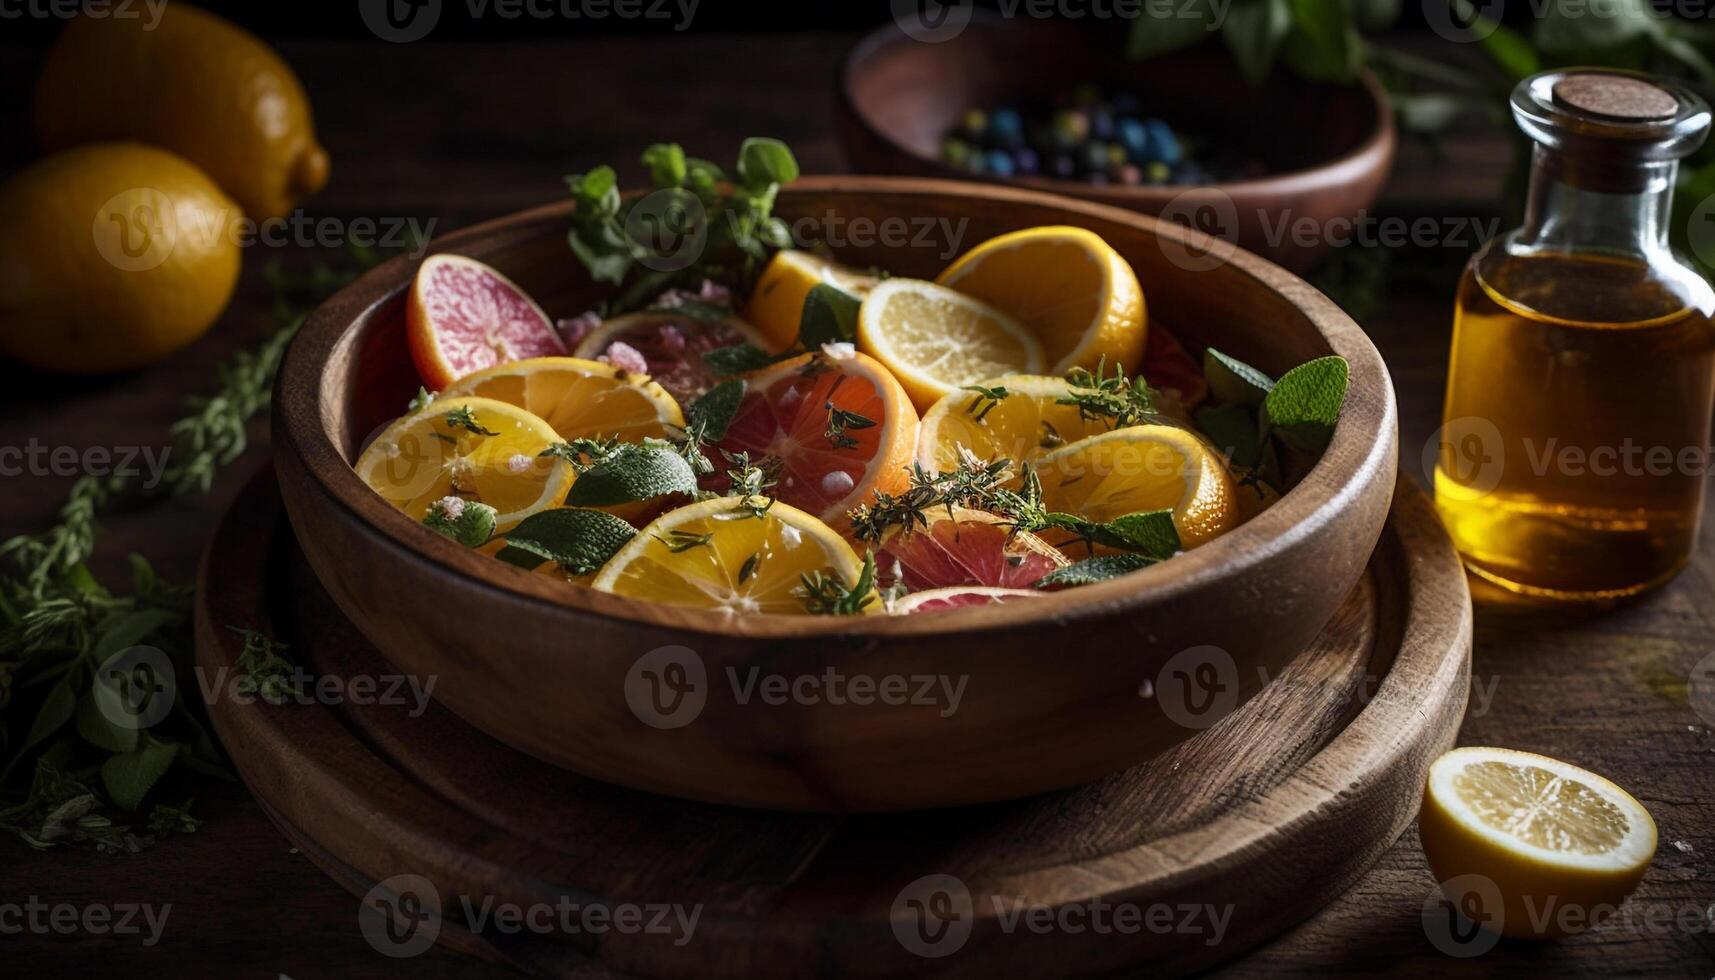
[
  {"x1": 231, "y1": 627, "x2": 296, "y2": 706},
  {"x1": 797, "y1": 282, "x2": 862, "y2": 348},
  {"x1": 564, "y1": 442, "x2": 699, "y2": 507},
  {"x1": 1057, "y1": 361, "x2": 1165, "y2": 430},
  {"x1": 496, "y1": 509, "x2": 637, "y2": 575},
  {"x1": 1036, "y1": 554, "x2": 1157, "y2": 589},
  {"x1": 443, "y1": 405, "x2": 499, "y2": 437},
  {"x1": 737, "y1": 553, "x2": 761, "y2": 585},
  {"x1": 702, "y1": 343, "x2": 777, "y2": 377},
  {"x1": 795, "y1": 551, "x2": 877, "y2": 616},
  {"x1": 685, "y1": 378, "x2": 746, "y2": 442},
  {"x1": 720, "y1": 451, "x2": 780, "y2": 519},
  {"x1": 961, "y1": 383, "x2": 1011, "y2": 423},
  {"x1": 423, "y1": 499, "x2": 499, "y2": 548},
  {"x1": 824, "y1": 404, "x2": 877, "y2": 450},
  {"x1": 656, "y1": 529, "x2": 715, "y2": 554}
]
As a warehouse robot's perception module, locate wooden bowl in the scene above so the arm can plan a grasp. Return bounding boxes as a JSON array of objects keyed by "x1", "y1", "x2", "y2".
[
  {"x1": 837, "y1": 17, "x2": 1396, "y2": 272},
  {"x1": 272, "y1": 176, "x2": 1398, "y2": 812}
]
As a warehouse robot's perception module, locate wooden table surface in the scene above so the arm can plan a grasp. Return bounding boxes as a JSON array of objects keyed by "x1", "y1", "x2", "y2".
[{"x1": 2, "y1": 30, "x2": 1711, "y2": 979}]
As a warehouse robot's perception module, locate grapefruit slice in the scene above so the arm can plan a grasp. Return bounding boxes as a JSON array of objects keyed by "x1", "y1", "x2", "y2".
[
  {"x1": 874, "y1": 508, "x2": 1068, "y2": 593},
  {"x1": 572, "y1": 310, "x2": 772, "y2": 405},
  {"x1": 703, "y1": 349, "x2": 918, "y2": 528},
  {"x1": 408, "y1": 254, "x2": 566, "y2": 390},
  {"x1": 891, "y1": 586, "x2": 1043, "y2": 614},
  {"x1": 1139, "y1": 323, "x2": 1208, "y2": 409}
]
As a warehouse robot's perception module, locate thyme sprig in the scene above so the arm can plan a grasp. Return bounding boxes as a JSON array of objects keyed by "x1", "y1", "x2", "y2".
[
  {"x1": 849, "y1": 448, "x2": 1015, "y2": 545},
  {"x1": 1056, "y1": 360, "x2": 1166, "y2": 430},
  {"x1": 795, "y1": 551, "x2": 877, "y2": 616},
  {"x1": 720, "y1": 450, "x2": 780, "y2": 519},
  {"x1": 960, "y1": 383, "x2": 1011, "y2": 423}
]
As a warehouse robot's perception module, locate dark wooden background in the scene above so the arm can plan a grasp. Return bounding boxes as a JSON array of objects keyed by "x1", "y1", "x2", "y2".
[{"x1": 0, "y1": 26, "x2": 1710, "y2": 979}]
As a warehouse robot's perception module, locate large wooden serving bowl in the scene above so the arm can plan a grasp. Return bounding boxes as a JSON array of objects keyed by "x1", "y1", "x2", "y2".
[
  {"x1": 273, "y1": 176, "x2": 1397, "y2": 812},
  {"x1": 838, "y1": 17, "x2": 1395, "y2": 271}
]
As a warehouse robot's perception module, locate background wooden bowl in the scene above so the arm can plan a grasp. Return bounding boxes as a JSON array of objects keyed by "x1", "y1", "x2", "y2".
[
  {"x1": 273, "y1": 176, "x2": 1398, "y2": 812},
  {"x1": 837, "y1": 17, "x2": 1395, "y2": 272}
]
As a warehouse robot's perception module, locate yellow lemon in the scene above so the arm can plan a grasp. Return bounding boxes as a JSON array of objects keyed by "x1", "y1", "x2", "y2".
[
  {"x1": 35, "y1": 4, "x2": 330, "y2": 220},
  {"x1": 0, "y1": 143, "x2": 241, "y2": 374},
  {"x1": 593, "y1": 497, "x2": 870, "y2": 615},
  {"x1": 743, "y1": 249, "x2": 878, "y2": 352},
  {"x1": 937, "y1": 226, "x2": 1146, "y2": 375},
  {"x1": 354, "y1": 396, "x2": 574, "y2": 533},
  {"x1": 915, "y1": 374, "x2": 1116, "y2": 474},
  {"x1": 1034, "y1": 425, "x2": 1236, "y2": 549},
  {"x1": 856, "y1": 278, "x2": 1044, "y2": 412},
  {"x1": 1420, "y1": 747, "x2": 1657, "y2": 939},
  {"x1": 439, "y1": 356, "x2": 685, "y2": 442}
]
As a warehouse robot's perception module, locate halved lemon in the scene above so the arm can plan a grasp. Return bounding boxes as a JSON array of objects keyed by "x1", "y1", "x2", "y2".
[
  {"x1": 354, "y1": 396, "x2": 574, "y2": 532},
  {"x1": 592, "y1": 496, "x2": 870, "y2": 615},
  {"x1": 1420, "y1": 747, "x2": 1657, "y2": 938},
  {"x1": 438, "y1": 356, "x2": 683, "y2": 442},
  {"x1": 743, "y1": 249, "x2": 879, "y2": 352},
  {"x1": 856, "y1": 278, "x2": 1044, "y2": 412},
  {"x1": 936, "y1": 225, "x2": 1146, "y2": 376},
  {"x1": 1033, "y1": 424, "x2": 1236, "y2": 549},
  {"x1": 916, "y1": 374, "x2": 1116, "y2": 474}
]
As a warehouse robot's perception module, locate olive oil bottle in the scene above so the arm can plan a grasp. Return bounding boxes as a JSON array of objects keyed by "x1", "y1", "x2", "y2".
[{"x1": 1436, "y1": 71, "x2": 1715, "y2": 600}]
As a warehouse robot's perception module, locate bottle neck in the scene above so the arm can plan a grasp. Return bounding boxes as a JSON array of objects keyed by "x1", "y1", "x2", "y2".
[{"x1": 1516, "y1": 144, "x2": 1676, "y2": 258}]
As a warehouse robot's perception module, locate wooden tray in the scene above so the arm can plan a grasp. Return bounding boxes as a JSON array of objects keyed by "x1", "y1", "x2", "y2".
[{"x1": 193, "y1": 469, "x2": 1470, "y2": 978}]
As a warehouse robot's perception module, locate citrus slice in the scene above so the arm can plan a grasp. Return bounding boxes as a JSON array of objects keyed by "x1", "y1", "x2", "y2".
[
  {"x1": 705, "y1": 349, "x2": 918, "y2": 528},
  {"x1": 592, "y1": 496, "x2": 869, "y2": 615},
  {"x1": 916, "y1": 374, "x2": 1116, "y2": 474},
  {"x1": 354, "y1": 396, "x2": 574, "y2": 533},
  {"x1": 1034, "y1": 424, "x2": 1236, "y2": 549},
  {"x1": 891, "y1": 586, "x2": 1043, "y2": 615},
  {"x1": 875, "y1": 507, "x2": 1068, "y2": 592},
  {"x1": 571, "y1": 310, "x2": 774, "y2": 404},
  {"x1": 743, "y1": 249, "x2": 880, "y2": 352},
  {"x1": 936, "y1": 225, "x2": 1146, "y2": 376},
  {"x1": 856, "y1": 278, "x2": 1044, "y2": 412},
  {"x1": 439, "y1": 356, "x2": 683, "y2": 443},
  {"x1": 1420, "y1": 747, "x2": 1657, "y2": 938},
  {"x1": 407, "y1": 254, "x2": 566, "y2": 390}
]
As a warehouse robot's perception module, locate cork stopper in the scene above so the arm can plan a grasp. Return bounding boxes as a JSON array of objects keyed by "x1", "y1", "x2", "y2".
[
  {"x1": 1513, "y1": 69, "x2": 1711, "y2": 192},
  {"x1": 1551, "y1": 74, "x2": 1679, "y2": 122}
]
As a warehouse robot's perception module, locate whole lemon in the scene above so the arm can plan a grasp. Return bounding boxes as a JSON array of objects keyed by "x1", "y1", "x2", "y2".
[
  {"x1": 34, "y1": 4, "x2": 329, "y2": 221},
  {"x1": 0, "y1": 143, "x2": 242, "y2": 374}
]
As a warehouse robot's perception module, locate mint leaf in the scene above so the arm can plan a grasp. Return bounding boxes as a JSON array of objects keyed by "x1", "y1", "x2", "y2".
[
  {"x1": 423, "y1": 500, "x2": 498, "y2": 547},
  {"x1": 702, "y1": 343, "x2": 775, "y2": 377},
  {"x1": 641, "y1": 143, "x2": 688, "y2": 188},
  {"x1": 101, "y1": 740, "x2": 179, "y2": 812},
  {"x1": 1204, "y1": 348, "x2": 1275, "y2": 407},
  {"x1": 1036, "y1": 554, "x2": 1155, "y2": 589},
  {"x1": 498, "y1": 508, "x2": 636, "y2": 574},
  {"x1": 1262, "y1": 355, "x2": 1350, "y2": 453},
  {"x1": 687, "y1": 379, "x2": 746, "y2": 441},
  {"x1": 1196, "y1": 403, "x2": 1264, "y2": 469},
  {"x1": 737, "y1": 137, "x2": 800, "y2": 191},
  {"x1": 1094, "y1": 510, "x2": 1181, "y2": 560},
  {"x1": 798, "y1": 281, "x2": 862, "y2": 348},
  {"x1": 566, "y1": 442, "x2": 698, "y2": 506}
]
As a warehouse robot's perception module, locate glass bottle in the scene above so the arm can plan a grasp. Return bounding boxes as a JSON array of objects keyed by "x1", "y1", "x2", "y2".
[{"x1": 1436, "y1": 70, "x2": 1715, "y2": 601}]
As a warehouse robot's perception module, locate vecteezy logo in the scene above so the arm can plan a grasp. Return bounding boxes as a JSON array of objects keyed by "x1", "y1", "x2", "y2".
[
  {"x1": 94, "y1": 646, "x2": 176, "y2": 730},
  {"x1": 1153, "y1": 644, "x2": 1238, "y2": 730},
  {"x1": 624, "y1": 189, "x2": 708, "y2": 273},
  {"x1": 1690, "y1": 651, "x2": 1715, "y2": 728},
  {"x1": 891, "y1": 873, "x2": 974, "y2": 958},
  {"x1": 360, "y1": 0, "x2": 442, "y2": 43},
  {"x1": 625, "y1": 645, "x2": 708, "y2": 728},
  {"x1": 1423, "y1": 416, "x2": 1504, "y2": 498},
  {"x1": 1421, "y1": 0, "x2": 1504, "y2": 45},
  {"x1": 1421, "y1": 874, "x2": 1502, "y2": 958},
  {"x1": 1156, "y1": 188, "x2": 1239, "y2": 273},
  {"x1": 891, "y1": 0, "x2": 973, "y2": 43},
  {"x1": 359, "y1": 873, "x2": 442, "y2": 958},
  {"x1": 93, "y1": 188, "x2": 177, "y2": 272}
]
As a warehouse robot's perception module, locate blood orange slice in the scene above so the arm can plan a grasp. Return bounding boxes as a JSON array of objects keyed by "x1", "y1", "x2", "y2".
[
  {"x1": 874, "y1": 508, "x2": 1068, "y2": 593},
  {"x1": 572, "y1": 310, "x2": 772, "y2": 405},
  {"x1": 407, "y1": 254, "x2": 565, "y2": 390},
  {"x1": 703, "y1": 349, "x2": 918, "y2": 528},
  {"x1": 1139, "y1": 323, "x2": 1207, "y2": 410},
  {"x1": 891, "y1": 586, "x2": 1043, "y2": 614}
]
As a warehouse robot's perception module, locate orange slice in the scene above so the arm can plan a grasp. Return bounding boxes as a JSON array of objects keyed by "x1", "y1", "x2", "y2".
[
  {"x1": 1034, "y1": 424, "x2": 1236, "y2": 549},
  {"x1": 439, "y1": 356, "x2": 682, "y2": 442},
  {"x1": 915, "y1": 374, "x2": 1115, "y2": 474},
  {"x1": 407, "y1": 254, "x2": 566, "y2": 390}
]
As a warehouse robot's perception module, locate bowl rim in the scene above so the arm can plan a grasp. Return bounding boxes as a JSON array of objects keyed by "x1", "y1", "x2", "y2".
[
  {"x1": 836, "y1": 16, "x2": 1397, "y2": 202},
  {"x1": 275, "y1": 175, "x2": 1396, "y2": 640}
]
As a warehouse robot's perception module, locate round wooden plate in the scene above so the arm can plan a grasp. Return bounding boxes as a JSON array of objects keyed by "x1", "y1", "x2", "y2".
[{"x1": 194, "y1": 468, "x2": 1470, "y2": 978}]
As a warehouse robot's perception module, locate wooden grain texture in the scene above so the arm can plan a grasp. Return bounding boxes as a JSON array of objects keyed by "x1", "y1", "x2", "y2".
[
  {"x1": 2, "y1": 32, "x2": 1710, "y2": 980},
  {"x1": 191, "y1": 468, "x2": 1467, "y2": 977},
  {"x1": 837, "y1": 17, "x2": 1395, "y2": 271},
  {"x1": 272, "y1": 178, "x2": 1398, "y2": 811}
]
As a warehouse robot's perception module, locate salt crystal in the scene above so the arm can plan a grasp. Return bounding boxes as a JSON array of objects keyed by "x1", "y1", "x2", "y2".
[
  {"x1": 657, "y1": 324, "x2": 687, "y2": 354},
  {"x1": 506, "y1": 454, "x2": 532, "y2": 475},
  {"x1": 432, "y1": 496, "x2": 466, "y2": 519},
  {"x1": 780, "y1": 524, "x2": 802, "y2": 547},
  {"x1": 1674, "y1": 840, "x2": 1694, "y2": 854},
  {"x1": 821, "y1": 470, "x2": 856, "y2": 496},
  {"x1": 698, "y1": 280, "x2": 733, "y2": 305},
  {"x1": 557, "y1": 311, "x2": 602, "y2": 346},
  {"x1": 821, "y1": 342, "x2": 856, "y2": 360},
  {"x1": 601, "y1": 341, "x2": 650, "y2": 375}
]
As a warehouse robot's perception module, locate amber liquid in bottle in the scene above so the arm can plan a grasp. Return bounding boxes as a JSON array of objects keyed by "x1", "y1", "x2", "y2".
[{"x1": 1437, "y1": 252, "x2": 1715, "y2": 599}]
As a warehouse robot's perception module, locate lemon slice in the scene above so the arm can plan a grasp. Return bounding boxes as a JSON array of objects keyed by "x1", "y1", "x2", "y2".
[
  {"x1": 1420, "y1": 747, "x2": 1657, "y2": 938},
  {"x1": 592, "y1": 496, "x2": 870, "y2": 615},
  {"x1": 857, "y1": 278, "x2": 1044, "y2": 412},
  {"x1": 1034, "y1": 424, "x2": 1236, "y2": 548},
  {"x1": 743, "y1": 249, "x2": 880, "y2": 352},
  {"x1": 354, "y1": 396, "x2": 573, "y2": 533},
  {"x1": 438, "y1": 356, "x2": 683, "y2": 442},
  {"x1": 916, "y1": 374, "x2": 1115, "y2": 474},
  {"x1": 936, "y1": 225, "x2": 1146, "y2": 375}
]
